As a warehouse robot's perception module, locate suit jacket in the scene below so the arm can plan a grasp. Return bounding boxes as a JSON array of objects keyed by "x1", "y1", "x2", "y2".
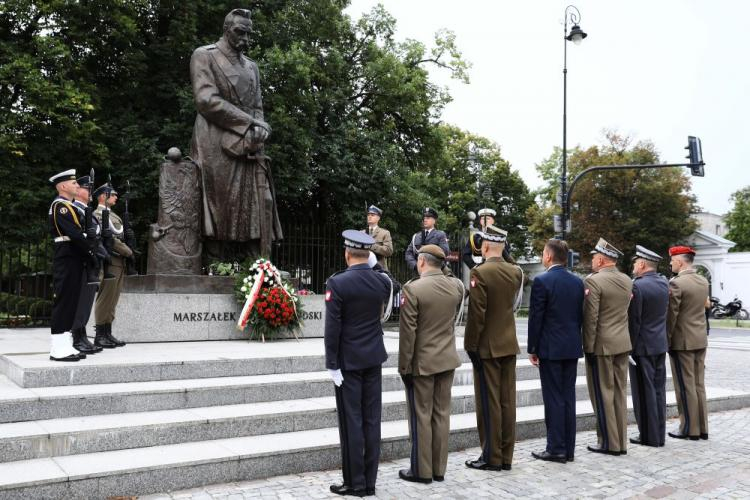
[
  {"x1": 362, "y1": 226, "x2": 393, "y2": 270},
  {"x1": 405, "y1": 229, "x2": 450, "y2": 270},
  {"x1": 464, "y1": 257, "x2": 522, "y2": 359},
  {"x1": 583, "y1": 266, "x2": 632, "y2": 356},
  {"x1": 527, "y1": 265, "x2": 584, "y2": 360},
  {"x1": 667, "y1": 269, "x2": 709, "y2": 351},
  {"x1": 398, "y1": 270, "x2": 463, "y2": 376},
  {"x1": 628, "y1": 271, "x2": 669, "y2": 356},
  {"x1": 324, "y1": 263, "x2": 390, "y2": 371}
]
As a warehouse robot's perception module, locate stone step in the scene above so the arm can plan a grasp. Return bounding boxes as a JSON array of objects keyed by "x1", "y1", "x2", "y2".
[
  {"x1": 1, "y1": 361, "x2": 572, "y2": 424},
  {"x1": 0, "y1": 387, "x2": 746, "y2": 500},
  {"x1": 3, "y1": 374, "x2": 662, "y2": 462},
  {"x1": 0, "y1": 338, "x2": 530, "y2": 388}
]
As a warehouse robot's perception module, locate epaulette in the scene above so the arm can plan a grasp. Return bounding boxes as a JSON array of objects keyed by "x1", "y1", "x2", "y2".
[
  {"x1": 403, "y1": 276, "x2": 420, "y2": 287},
  {"x1": 324, "y1": 270, "x2": 346, "y2": 286}
]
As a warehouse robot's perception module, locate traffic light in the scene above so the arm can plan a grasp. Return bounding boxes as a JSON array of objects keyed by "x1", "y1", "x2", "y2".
[
  {"x1": 685, "y1": 136, "x2": 704, "y2": 177},
  {"x1": 567, "y1": 249, "x2": 580, "y2": 269}
]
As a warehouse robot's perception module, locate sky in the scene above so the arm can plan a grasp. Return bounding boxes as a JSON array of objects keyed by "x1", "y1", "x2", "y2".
[{"x1": 345, "y1": 0, "x2": 750, "y2": 215}]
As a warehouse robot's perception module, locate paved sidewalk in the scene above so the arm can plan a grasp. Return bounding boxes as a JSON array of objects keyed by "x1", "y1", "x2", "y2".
[{"x1": 144, "y1": 408, "x2": 750, "y2": 499}]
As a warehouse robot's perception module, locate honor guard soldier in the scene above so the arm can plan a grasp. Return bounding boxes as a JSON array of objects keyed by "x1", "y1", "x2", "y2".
[
  {"x1": 628, "y1": 245, "x2": 669, "y2": 447},
  {"x1": 325, "y1": 230, "x2": 392, "y2": 497},
  {"x1": 362, "y1": 205, "x2": 393, "y2": 270},
  {"x1": 48, "y1": 170, "x2": 90, "y2": 362},
  {"x1": 666, "y1": 245, "x2": 710, "y2": 441},
  {"x1": 528, "y1": 239, "x2": 584, "y2": 464},
  {"x1": 70, "y1": 175, "x2": 106, "y2": 355},
  {"x1": 463, "y1": 208, "x2": 516, "y2": 268},
  {"x1": 405, "y1": 208, "x2": 450, "y2": 272},
  {"x1": 398, "y1": 244, "x2": 465, "y2": 484},
  {"x1": 93, "y1": 183, "x2": 133, "y2": 348},
  {"x1": 464, "y1": 225, "x2": 523, "y2": 471},
  {"x1": 583, "y1": 238, "x2": 632, "y2": 456}
]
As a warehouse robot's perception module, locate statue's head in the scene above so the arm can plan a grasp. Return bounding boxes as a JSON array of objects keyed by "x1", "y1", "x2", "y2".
[{"x1": 223, "y1": 9, "x2": 253, "y2": 52}]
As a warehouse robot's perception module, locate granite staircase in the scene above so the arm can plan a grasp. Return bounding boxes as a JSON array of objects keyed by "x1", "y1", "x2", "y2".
[{"x1": 0, "y1": 334, "x2": 748, "y2": 499}]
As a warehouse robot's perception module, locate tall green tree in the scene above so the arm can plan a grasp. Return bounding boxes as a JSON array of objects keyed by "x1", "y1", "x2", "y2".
[
  {"x1": 0, "y1": 0, "x2": 474, "y2": 251},
  {"x1": 527, "y1": 132, "x2": 698, "y2": 269},
  {"x1": 725, "y1": 186, "x2": 750, "y2": 251}
]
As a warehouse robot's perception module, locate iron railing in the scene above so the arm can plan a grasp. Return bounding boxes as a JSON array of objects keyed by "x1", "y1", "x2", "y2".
[{"x1": 0, "y1": 224, "x2": 468, "y2": 328}]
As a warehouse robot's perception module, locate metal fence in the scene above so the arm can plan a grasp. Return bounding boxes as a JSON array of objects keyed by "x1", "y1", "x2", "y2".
[{"x1": 0, "y1": 224, "x2": 467, "y2": 328}]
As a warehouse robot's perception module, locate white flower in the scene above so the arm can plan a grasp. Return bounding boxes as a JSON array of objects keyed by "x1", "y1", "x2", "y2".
[
  {"x1": 240, "y1": 286, "x2": 247, "y2": 292},
  {"x1": 243, "y1": 277, "x2": 249, "y2": 283}
]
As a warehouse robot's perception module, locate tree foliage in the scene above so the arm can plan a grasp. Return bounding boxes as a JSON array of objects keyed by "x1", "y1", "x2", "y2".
[
  {"x1": 4, "y1": 0, "x2": 528, "y2": 256},
  {"x1": 725, "y1": 186, "x2": 750, "y2": 252},
  {"x1": 527, "y1": 132, "x2": 698, "y2": 270}
]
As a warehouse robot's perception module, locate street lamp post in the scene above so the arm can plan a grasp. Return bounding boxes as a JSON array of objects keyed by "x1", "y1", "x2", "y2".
[{"x1": 560, "y1": 5, "x2": 587, "y2": 241}]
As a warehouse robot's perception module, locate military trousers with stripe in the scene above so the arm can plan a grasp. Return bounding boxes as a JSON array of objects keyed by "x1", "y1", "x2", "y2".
[
  {"x1": 334, "y1": 366, "x2": 382, "y2": 491},
  {"x1": 472, "y1": 355, "x2": 516, "y2": 466},
  {"x1": 585, "y1": 353, "x2": 629, "y2": 453},
  {"x1": 404, "y1": 369, "x2": 454, "y2": 480},
  {"x1": 669, "y1": 349, "x2": 708, "y2": 437},
  {"x1": 629, "y1": 353, "x2": 667, "y2": 446}
]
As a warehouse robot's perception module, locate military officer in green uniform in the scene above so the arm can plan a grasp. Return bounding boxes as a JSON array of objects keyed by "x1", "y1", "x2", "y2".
[
  {"x1": 93, "y1": 184, "x2": 133, "y2": 348},
  {"x1": 583, "y1": 238, "x2": 632, "y2": 456},
  {"x1": 464, "y1": 225, "x2": 523, "y2": 471},
  {"x1": 398, "y1": 244, "x2": 465, "y2": 484},
  {"x1": 666, "y1": 245, "x2": 710, "y2": 441},
  {"x1": 362, "y1": 205, "x2": 393, "y2": 270}
]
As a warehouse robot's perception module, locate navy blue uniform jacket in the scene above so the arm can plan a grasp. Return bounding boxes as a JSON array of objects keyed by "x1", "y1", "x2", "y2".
[
  {"x1": 325, "y1": 263, "x2": 390, "y2": 371},
  {"x1": 628, "y1": 271, "x2": 669, "y2": 356},
  {"x1": 527, "y1": 265, "x2": 584, "y2": 360}
]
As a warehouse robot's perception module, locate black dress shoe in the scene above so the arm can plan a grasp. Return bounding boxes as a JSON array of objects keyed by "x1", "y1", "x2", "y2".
[
  {"x1": 531, "y1": 450, "x2": 566, "y2": 463},
  {"x1": 433, "y1": 475, "x2": 444, "y2": 482},
  {"x1": 50, "y1": 354, "x2": 81, "y2": 362},
  {"x1": 465, "y1": 459, "x2": 502, "y2": 471},
  {"x1": 330, "y1": 484, "x2": 366, "y2": 497},
  {"x1": 365, "y1": 487, "x2": 375, "y2": 496},
  {"x1": 567, "y1": 456, "x2": 574, "y2": 462},
  {"x1": 630, "y1": 436, "x2": 659, "y2": 447},
  {"x1": 94, "y1": 325, "x2": 117, "y2": 348},
  {"x1": 106, "y1": 324, "x2": 126, "y2": 347},
  {"x1": 501, "y1": 464, "x2": 512, "y2": 471},
  {"x1": 668, "y1": 431, "x2": 699, "y2": 440},
  {"x1": 398, "y1": 469, "x2": 432, "y2": 484},
  {"x1": 700, "y1": 433, "x2": 708, "y2": 440},
  {"x1": 587, "y1": 445, "x2": 621, "y2": 456}
]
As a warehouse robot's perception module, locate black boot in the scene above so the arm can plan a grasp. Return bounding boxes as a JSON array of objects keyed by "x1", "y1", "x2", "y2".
[
  {"x1": 72, "y1": 328, "x2": 98, "y2": 355},
  {"x1": 94, "y1": 324, "x2": 117, "y2": 349},
  {"x1": 80, "y1": 327, "x2": 102, "y2": 353},
  {"x1": 106, "y1": 323, "x2": 126, "y2": 347}
]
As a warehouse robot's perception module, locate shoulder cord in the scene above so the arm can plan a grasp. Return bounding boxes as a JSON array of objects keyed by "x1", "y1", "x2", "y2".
[
  {"x1": 454, "y1": 278, "x2": 467, "y2": 327},
  {"x1": 513, "y1": 266, "x2": 525, "y2": 313}
]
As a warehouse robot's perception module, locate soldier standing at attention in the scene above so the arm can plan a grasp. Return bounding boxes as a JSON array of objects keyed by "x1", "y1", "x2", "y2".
[
  {"x1": 93, "y1": 184, "x2": 133, "y2": 348},
  {"x1": 405, "y1": 208, "x2": 450, "y2": 272},
  {"x1": 325, "y1": 231, "x2": 392, "y2": 497},
  {"x1": 362, "y1": 205, "x2": 393, "y2": 270},
  {"x1": 628, "y1": 245, "x2": 669, "y2": 447},
  {"x1": 398, "y1": 244, "x2": 464, "y2": 484},
  {"x1": 666, "y1": 245, "x2": 710, "y2": 441},
  {"x1": 583, "y1": 238, "x2": 632, "y2": 456},
  {"x1": 464, "y1": 225, "x2": 523, "y2": 471},
  {"x1": 48, "y1": 170, "x2": 89, "y2": 362}
]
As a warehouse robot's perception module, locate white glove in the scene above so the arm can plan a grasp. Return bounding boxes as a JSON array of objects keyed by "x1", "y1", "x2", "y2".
[
  {"x1": 628, "y1": 355, "x2": 637, "y2": 366},
  {"x1": 328, "y1": 369, "x2": 344, "y2": 387}
]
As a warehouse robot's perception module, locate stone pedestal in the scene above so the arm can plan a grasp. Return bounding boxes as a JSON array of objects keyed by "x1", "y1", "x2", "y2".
[{"x1": 86, "y1": 275, "x2": 324, "y2": 342}]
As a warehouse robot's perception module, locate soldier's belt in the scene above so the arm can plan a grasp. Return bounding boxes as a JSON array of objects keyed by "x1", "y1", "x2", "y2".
[{"x1": 53, "y1": 236, "x2": 71, "y2": 243}]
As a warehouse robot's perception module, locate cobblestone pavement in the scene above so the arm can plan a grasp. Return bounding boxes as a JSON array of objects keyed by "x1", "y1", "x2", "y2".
[{"x1": 144, "y1": 407, "x2": 750, "y2": 499}]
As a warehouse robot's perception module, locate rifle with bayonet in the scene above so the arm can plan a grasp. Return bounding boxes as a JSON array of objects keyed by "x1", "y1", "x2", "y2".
[
  {"x1": 83, "y1": 168, "x2": 101, "y2": 285},
  {"x1": 122, "y1": 180, "x2": 138, "y2": 276},
  {"x1": 100, "y1": 175, "x2": 115, "y2": 280}
]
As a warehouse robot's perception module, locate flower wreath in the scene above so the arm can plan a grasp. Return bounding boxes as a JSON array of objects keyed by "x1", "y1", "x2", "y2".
[{"x1": 236, "y1": 258, "x2": 302, "y2": 342}]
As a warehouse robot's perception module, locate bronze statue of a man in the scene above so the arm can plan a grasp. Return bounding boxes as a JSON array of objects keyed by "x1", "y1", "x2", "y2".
[{"x1": 190, "y1": 8, "x2": 282, "y2": 263}]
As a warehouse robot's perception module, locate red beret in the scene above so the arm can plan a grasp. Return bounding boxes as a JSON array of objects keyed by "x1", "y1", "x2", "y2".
[{"x1": 669, "y1": 245, "x2": 696, "y2": 257}]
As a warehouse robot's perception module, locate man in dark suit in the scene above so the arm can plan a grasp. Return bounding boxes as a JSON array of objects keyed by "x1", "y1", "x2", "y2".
[
  {"x1": 528, "y1": 239, "x2": 584, "y2": 463},
  {"x1": 405, "y1": 207, "x2": 450, "y2": 272},
  {"x1": 628, "y1": 245, "x2": 669, "y2": 447},
  {"x1": 325, "y1": 230, "x2": 392, "y2": 497}
]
